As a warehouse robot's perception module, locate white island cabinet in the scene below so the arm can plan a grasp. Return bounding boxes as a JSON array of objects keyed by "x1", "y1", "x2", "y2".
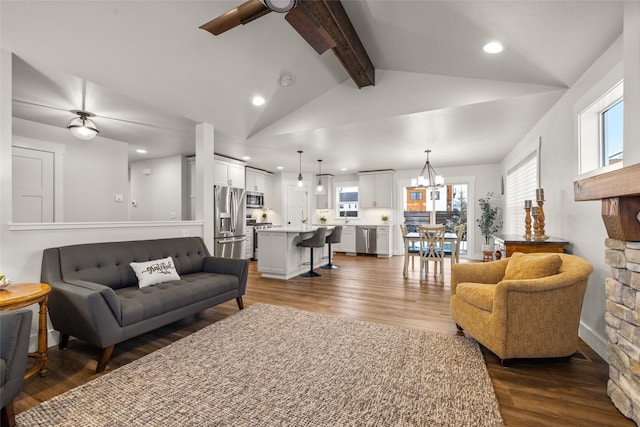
[{"x1": 256, "y1": 227, "x2": 330, "y2": 280}]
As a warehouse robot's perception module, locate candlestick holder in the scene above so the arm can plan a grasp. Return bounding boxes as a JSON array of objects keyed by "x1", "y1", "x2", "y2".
[
  {"x1": 534, "y1": 200, "x2": 548, "y2": 240},
  {"x1": 523, "y1": 206, "x2": 532, "y2": 239},
  {"x1": 532, "y1": 208, "x2": 540, "y2": 239}
]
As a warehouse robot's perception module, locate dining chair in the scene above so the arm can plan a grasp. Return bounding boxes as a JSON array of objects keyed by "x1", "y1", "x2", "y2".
[
  {"x1": 400, "y1": 224, "x2": 420, "y2": 277},
  {"x1": 418, "y1": 224, "x2": 446, "y2": 281},
  {"x1": 452, "y1": 224, "x2": 465, "y2": 265}
]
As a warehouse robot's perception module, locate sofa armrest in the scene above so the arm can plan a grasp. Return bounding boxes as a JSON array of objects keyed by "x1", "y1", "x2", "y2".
[
  {"x1": 451, "y1": 258, "x2": 509, "y2": 295},
  {"x1": 0, "y1": 309, "x2": 32, "y2": 408},
  {"x1": 64, "y1": 280, "x2": 122, "y2": 321},
  {"x1": 47, "y1": 280, "x2": 123, "y2": 348},
  {"x1": 202, "y1": 257, "x2": 250, "y2": 295}
]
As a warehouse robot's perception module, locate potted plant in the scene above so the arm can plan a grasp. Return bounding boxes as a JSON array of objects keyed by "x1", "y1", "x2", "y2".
[
  {"x1": 320, "y1": 216, "x2": 327, "y2": 224},
  {"x1": 381, "y1": 215, "x2": 389, "y2": 222},
  {"x1": 261, "y1": 212, "x2": 267, "y2": 222},
  {"x1": 477, "y1": 192, "x2": 502, "y2": 251}
]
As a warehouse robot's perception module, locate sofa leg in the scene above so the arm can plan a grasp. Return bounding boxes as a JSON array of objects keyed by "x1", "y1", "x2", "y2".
[
  {"x1": 96, "y1": 345, "x2": 115, "y2": 374},
  {"x1": 59, "y1": 332, "x2": 70, "y2": 350},
  {"x1": 1, "y1": 401, "x2": 16, "y2": 427},
  {"x1": 236, "y1": 296, "x2": 244, "y2": 310},
  {"x1": 455, "y1": 323, "x2": 463, "y2": 331}
]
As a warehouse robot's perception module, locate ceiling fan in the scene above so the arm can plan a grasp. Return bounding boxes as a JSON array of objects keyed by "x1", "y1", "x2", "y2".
[
  {"x1": 13, "y1": 97, "x2": 188, "y2": 140},
  {"x1": 199, "y1": 0, "x2": 375, "y2": 89}
]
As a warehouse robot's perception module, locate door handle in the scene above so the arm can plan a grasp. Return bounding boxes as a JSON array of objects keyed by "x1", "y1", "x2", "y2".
[{"x1": 219, "y1": 237, "x2": 246, "y2": 244}]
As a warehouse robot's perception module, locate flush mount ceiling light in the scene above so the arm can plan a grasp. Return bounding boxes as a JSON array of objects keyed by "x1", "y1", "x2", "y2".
[
  {"x1": 412, "y1": 149, "x2": 444, "y2": 188},
  {"x1": 67, "y1": 110, "x2": 99, "y2": 141},
  {"x1": 297, "y1": 150, "x2": 304, "y2": 187},
  {"x1": 264, "y1": 0, "x2": 297, "y2": 13},
  {"x1": 252, "y1": 95, "x2": 266, "y2": 106},
  {"x1": 315, "y1": 159, "x2": 325, "y2": 195},
  {"x1": 483, "y1": 41, "x2": 503, "y2": 54}
]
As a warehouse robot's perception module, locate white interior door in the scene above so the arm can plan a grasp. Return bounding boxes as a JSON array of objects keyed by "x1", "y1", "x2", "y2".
[
  {"x1": 12, "y1": 146, "x2": 54, "y2": 222},
  {"x1": 285, "y1": 184, "x2": 308, "y2": 226}
]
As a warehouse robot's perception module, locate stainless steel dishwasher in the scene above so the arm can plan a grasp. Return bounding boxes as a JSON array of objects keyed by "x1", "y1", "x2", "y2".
[{"x1": 355, "y1": 226, "x2": 377, "y2": 254}]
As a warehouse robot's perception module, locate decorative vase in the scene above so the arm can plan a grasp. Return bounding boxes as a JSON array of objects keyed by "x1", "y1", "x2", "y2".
[
  {"x1": 481, "y1": 244, "x2": 493, "y2": 252},
  {"x1": 481, "y1": 244, "x2": 494, "y2": 262}
]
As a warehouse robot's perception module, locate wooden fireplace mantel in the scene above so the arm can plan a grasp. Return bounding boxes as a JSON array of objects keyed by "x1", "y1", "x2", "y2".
[{"x1": 574, "y1": 163, "x2": 640, "y2": 241}]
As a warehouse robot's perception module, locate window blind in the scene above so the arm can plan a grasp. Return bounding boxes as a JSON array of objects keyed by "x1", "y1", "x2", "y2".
[{"x1": 505, "y1": 152, "x2": 538, "y2": 235}]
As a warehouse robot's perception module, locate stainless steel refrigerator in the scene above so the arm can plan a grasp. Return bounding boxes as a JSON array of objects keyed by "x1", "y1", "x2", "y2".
[{"x1": 214, "y1": 185, "x2": 246, "y2": 259}]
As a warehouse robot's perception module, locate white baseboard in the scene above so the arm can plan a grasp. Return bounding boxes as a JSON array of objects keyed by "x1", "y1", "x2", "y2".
[{"x1": 579, "y1": 321, "x2": 608, "y2": 362}]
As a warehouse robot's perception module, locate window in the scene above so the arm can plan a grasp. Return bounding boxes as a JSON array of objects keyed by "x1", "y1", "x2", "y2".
[
  {"x1": 337, "y1": 186, "x2": 358, "y2": 217},
  {"x1": 602, "y1": 99, "x2": 623, "y2": 167},
  {"x1": 409, "y1": 191, "x2": 423, "y2": 201},
  {"x1": 505, "y1": 152, "x2": 537, "y2": 235},
  {"x1": 578, "y1": 81, "x2": 623, "y2": 174}
]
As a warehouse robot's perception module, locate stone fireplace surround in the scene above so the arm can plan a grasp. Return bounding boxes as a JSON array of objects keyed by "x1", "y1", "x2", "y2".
[{"x1": 575, "y1": 163, "x2": 640, "y2": 425}]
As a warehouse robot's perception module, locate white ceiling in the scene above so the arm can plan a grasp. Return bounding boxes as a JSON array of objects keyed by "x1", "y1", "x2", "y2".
[{"x1": 1, "y1": 1, "x2": 623, "y2": 175}]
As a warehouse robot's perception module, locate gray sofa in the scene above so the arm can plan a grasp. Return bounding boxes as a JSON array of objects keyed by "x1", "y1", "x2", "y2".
[
  {"x1": 1, "y1": 309, "x2": 32, "y2": 427},
  {"x1": 41, "y1": 237, "x2": 249, "y2": 373}
]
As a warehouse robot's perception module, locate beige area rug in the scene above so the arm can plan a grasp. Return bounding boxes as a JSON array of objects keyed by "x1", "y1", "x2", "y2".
[{"x1": 17, "y1": 304, "x2": 503, "y2": 426}]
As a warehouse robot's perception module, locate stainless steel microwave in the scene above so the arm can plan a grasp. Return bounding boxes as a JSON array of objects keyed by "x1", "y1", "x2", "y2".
[{"x1": 246, "y1": 191, "x2": 264, "y2": 208}]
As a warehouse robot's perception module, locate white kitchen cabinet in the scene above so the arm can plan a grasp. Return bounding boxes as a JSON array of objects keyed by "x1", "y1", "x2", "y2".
[
  {"x1": 316, "y1": 175, "x2": 334, "y2": 209},
  {"x1": 376, "y1": 226, "x2": 393, "y2": 257},
  {"x1": 340, "y1": 225, "x2": 356, "y2": 254},
  {"x1": 246, "y1": 169, "x2": 266, "y2": 193},
  {"x1": 358, "y1": 171, "x2": 393, "y2": 208},
  {"x1": 215, "y1": 158, "x2": 245, "y2": 188}
]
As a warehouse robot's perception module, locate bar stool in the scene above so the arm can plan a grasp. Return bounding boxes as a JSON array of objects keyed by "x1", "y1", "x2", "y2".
[
  {"x1": 297, "y1": 227, "x2": 328, "y2": 277},
  {"x1": 321, "y1": 226, "x2": 342, "y2": 269}
]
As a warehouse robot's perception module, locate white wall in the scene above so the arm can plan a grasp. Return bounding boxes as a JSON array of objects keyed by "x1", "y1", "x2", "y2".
[
  {"x1": 500, "y1": 34, "x2": 636, "y2": 360},
  {"x1": 13, "y1": 117, "x2": 130, "y2": 222},
  {"x1": 129, "y1": 155, "x2": 186, "y2": 221}
]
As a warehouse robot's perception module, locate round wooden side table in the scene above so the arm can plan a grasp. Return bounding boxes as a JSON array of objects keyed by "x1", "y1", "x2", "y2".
[{"x1": 0, "y1": 282, "x2": 51, "y2": 379}]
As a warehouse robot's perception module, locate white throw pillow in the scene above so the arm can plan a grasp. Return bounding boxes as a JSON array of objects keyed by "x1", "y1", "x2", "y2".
[{"x1": 130, "y1": 257, "x2": 180, "y2": 288}]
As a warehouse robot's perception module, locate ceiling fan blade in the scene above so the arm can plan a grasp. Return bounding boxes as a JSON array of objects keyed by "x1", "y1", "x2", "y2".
[
  {"x1": 96, "y1": 114, "x2": 186, "y2": 132},
  {"x1": 12, "y1": 99, "x2": 71, "y2": 113},
  {"x1": 200, "y1": 0, "x2": 271, "y2": 36},
  {"x1": 284, "y1": 2, "x2": 335, "y2": 55}
]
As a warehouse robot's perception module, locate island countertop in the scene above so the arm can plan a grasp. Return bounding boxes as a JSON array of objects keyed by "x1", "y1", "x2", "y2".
[{"x1": 256, "y1": 226, "x2": 333, "y2": 233}]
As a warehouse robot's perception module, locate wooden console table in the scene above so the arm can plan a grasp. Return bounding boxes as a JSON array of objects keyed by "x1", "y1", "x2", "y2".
[
  {"x1": 493, "y1": 233, "x2": 569, "y2": 257},
  {"x1": 0, "y1": 282, "x2": 51, "y2": 379}
]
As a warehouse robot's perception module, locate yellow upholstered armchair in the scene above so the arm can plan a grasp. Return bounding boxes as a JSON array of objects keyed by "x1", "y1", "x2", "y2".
[{"x1": 450, "y1": 252, "x2": 593, "y2": 364}]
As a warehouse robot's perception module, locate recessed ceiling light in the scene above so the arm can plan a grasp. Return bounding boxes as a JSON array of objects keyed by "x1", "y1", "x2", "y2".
[
  {"x1": 341, "y1": 168, "x2": 348, "y2": 171},
  {"x1": 242, "y1": 156, "x2": 251, "y2": 160},
  {"x1": 252, "y1": 96, "x2": 265, "y2": 106},
  {"x1": 276, "y1": 166, "x2": 284, "y2": 170},
  {"x1": 136, "y1": 149, "x2": 147, "y2": 154},
  {"x1": 483, "y1": 41, "x2": 503, "y2": 54}
]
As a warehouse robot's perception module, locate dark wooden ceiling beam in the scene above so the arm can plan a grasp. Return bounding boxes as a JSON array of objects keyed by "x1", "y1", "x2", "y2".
[{"x1": 298, "y1": 0, "x2": 375, "y2": 89}]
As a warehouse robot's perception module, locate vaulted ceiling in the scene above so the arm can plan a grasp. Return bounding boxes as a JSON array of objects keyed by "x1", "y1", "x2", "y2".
[{"x1": 1, "y1": 1, "x2": 624, "y2": 175}]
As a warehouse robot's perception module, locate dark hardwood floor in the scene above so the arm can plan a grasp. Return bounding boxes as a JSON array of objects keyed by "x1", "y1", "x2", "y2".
[{"x1": 15, "y1": 254, "x2": 634, "y2": 426}]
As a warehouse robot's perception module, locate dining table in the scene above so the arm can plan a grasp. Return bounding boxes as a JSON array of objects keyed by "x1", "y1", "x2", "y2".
[{"x1": 402, "y1": 232, "x2": 458, "y2": 278}]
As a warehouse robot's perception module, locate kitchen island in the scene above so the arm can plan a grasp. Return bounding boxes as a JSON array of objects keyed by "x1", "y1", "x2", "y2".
[{"x1": 256, "y1": 226, "x2": 331, "y2": 279}]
